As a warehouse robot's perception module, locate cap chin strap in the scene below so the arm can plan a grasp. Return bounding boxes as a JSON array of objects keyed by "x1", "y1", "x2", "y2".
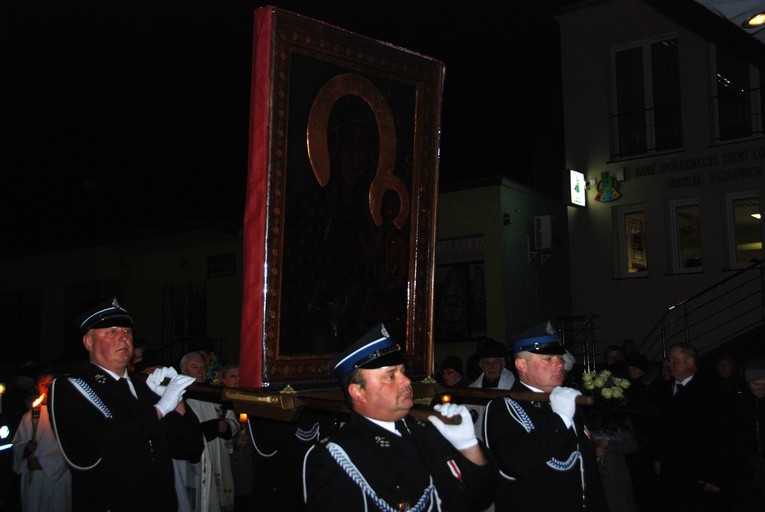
[
  {"x1": 353, "y1": 344, "x2": 402, "y2": 369},
  {"x1": 515, "y1": 334, "x2": 559, "y2": 352}
]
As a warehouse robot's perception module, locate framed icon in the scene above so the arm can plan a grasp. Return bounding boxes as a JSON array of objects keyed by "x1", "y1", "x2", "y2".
[{"x1": 239, "y1": 6, "x2": 445, "y2": 387}]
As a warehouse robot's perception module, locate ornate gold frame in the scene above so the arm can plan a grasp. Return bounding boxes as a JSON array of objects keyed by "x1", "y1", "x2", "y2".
[{"x1": 240, "y1": 7, "x2": 444, "y2": 387}]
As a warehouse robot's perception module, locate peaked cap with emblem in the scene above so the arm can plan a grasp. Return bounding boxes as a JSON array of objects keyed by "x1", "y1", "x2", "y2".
[
  {"x1": 509, "y1": 320, "x2": 566, "y2": 355},
  {"x1": 332, "y1": 323, "x2": 406, "y2": 378},
  {"x1": 76, "y1": 297, "x2": 133, "y2": 335}
]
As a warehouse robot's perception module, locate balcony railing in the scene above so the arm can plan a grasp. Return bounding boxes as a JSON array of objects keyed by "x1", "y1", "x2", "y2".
[
  {"x1": 609, "y1": 103, "x2": 683, "y2": 159},
  {"x1": 710, "y1": 86, "x2": 763, "y2": 143}
]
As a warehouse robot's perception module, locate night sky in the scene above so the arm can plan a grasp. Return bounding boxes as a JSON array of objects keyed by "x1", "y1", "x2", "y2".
[{"x1": 2, "y1": 1, "x2": 566, "y2": 258}]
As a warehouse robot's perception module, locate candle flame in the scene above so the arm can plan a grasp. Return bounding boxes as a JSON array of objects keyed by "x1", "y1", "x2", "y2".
[
  {"x1": 441, "y1": 394, "x2": 452, "y2": 404},
  {"x1": 32, "y1": 393, "x2": 45, "y2": 408},
  {"x1": 239, "y1": 413, "x2": 247, "y2": 423}
]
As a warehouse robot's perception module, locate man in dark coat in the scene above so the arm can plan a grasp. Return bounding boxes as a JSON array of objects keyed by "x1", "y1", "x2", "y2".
[
  {"x1": 646, "y1": 342, "x2": 735, "y2": 512},
  {"x1": 731, "y1": 356, "x2": 765, "y2": 511},
  {"x1": 48, "y1": 298, "x2": 203, "y2": 511},
  {"x1": 303, "y1": 323, "x2": 498, "y2": 511},
  {"x1": 483, "y1": 320, "x2": 609, "y2": 512}
]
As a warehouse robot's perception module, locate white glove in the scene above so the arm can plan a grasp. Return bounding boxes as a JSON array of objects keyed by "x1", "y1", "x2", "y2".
[
  {"x1": 154, "y1": 374, "x2": 196, "y2": 416},
  {"x1": 145, "y1": 366, "x2": 179, "y2": 397},
  {"x1": 550, "y1": 386, "x2": 581, "y2": 429},
  {"x1": 428, "y1": 403, "x2": 478, "y2": 450}
]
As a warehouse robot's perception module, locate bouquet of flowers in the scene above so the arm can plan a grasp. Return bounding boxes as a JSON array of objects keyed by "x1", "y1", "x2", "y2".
[{"x1": 580, "y1": 369, "x2": 631, "y2": 434}]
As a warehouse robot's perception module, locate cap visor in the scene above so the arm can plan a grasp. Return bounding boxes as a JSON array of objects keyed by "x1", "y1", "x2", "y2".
[
  {"x1": 359, "y1": 351, "x2": 406, "y2": 370},
  {"x1": 89, "y1": 316, "x2": 133, "y2": 331},
  {"x1": 525, "y1": 345, "x2": 566, "y2": 355},
  {"x1": 518, "y1": 343, "x2": 566, "y2": 356}
]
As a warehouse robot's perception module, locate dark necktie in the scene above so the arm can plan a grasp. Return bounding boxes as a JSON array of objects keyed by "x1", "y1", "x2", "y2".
[
  {"x1": 395, "y1": 419, "x2": 409, "y2": 437},
  {"x1": 119, "y1": 377, "x2": 136, "y2": 399},
  {"x1": 674, "y1": 382, "x2": 684, "y2": 396}
]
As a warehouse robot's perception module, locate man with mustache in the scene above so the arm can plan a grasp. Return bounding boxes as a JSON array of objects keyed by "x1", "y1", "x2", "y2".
[
  {"x1": 483, "y1": 321, "x2": 608, "y2": 512},
  {"x1": 303, "y1": 323, "x2": 497, "y2": 511}
]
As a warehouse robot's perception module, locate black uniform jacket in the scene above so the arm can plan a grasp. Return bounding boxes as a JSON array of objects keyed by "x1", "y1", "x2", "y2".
[
  {"x1": 48, "y1": 362, "x2": 204, "y2": 511},
  {"x1": 484, "y1": 380, "x2": 608, "y2": 512},
  {"x1": 303, "y1": 410, "x2": 497, "y2": 511},
  {"x1": 249, "y1": 410, "x2": 341, "y2": 511}
]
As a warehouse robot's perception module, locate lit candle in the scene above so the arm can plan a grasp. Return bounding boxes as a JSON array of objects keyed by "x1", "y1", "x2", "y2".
[
  {"x1": 31, "y1": 393, "x2": 45, "y2": 442},
  {"x1": 0, "y1": 383, "x2": 5, "y2": 414},
  {"x1": 441, "y1": 394, "x2": 452, "y2": 404},
  {"x1": 239, "y1": 413, "x2": 247, "y2": 424}
]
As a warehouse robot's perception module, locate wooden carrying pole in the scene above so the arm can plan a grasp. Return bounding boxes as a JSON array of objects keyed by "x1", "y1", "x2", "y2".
[{"x1": 174, "y1": 379, "x2": 593, "y2": 425}]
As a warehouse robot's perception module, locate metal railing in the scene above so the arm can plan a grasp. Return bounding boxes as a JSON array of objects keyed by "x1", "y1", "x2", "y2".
[
  {"x1": 639, "y1": 260, "x2": 765, "y2": 361},
  {"x1": 609, "y1": 104, "x2": 683, "y2": 159},
  {"x1": 556, "y1": 315, "x2": 600, "y2": 372},
  {"x1": 710, "y1": 86, "x2": 763, "y2": 144}
]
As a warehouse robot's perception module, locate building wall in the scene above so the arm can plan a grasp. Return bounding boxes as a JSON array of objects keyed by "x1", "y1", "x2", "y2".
[
  {"x1": 122, "y1": 242, "x2": 244, "y2": 361},
  {"x1": 2, "y1": 247, "x2": 125, "y2": 364},
  {"x1": 2, "y1": 182, "x2": 570, "y2": 378},
  {"x1": 0, "y1": 232, "x2": 243, "y2": 367},
  {"x1": 434, "y1": 177, "x2": 571, "y2": 367},
  {"x1": 558, "y1": 0, "x2": 765, "y2": 357}
]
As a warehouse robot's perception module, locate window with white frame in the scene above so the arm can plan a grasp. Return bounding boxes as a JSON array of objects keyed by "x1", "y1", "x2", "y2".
[
  {"x1": 669, "y1": 199, "x2": 702, "y2": 273},
  {"x1": 712, "y1": 46, "x2": 764, "y2": 142},
  {"x1": 611, "y1": 37, "x2": 682, "y2": 159},
  {"x1": 726, "y1": 191, "x2": 762, "y2": 267},
  {"x1": 618, "y1": 206, "x2": 648, "y2": 277}
]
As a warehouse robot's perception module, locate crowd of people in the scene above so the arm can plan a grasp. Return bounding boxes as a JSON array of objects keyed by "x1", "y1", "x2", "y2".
[
  {"x1": 2, "y1": 299, "x2": 764, "y2": 511},
  {"x1": 435, "y1": 331, "x2": 765, "y2": 512}
]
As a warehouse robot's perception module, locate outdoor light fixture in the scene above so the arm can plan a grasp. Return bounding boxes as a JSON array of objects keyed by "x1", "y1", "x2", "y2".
[{"x1": 744, "y1": 12, "x2": 765, "y2": 27}]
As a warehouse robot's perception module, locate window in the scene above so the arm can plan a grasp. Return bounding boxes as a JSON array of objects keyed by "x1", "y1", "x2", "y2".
[
  {"x1": 712, "y1": 46, "x2": 763, "y2": 142},
  {"x1": 618, "y1": 206, "x2": 648, "y2": 277},
  {"x1": 669, "y1": 199, "x2": 702, "y2": 273},
  {"x1": 726, "y1": 191, "x2": 762, "y2": 267},
  {"x1": 162, "y1": 280, "x2": 207, "y2": 347},
  {"x1": 611, "y1": 38, "x2": 682, "y2": 158}
]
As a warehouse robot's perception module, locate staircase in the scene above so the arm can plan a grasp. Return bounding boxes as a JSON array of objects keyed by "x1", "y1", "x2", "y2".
[
  {"x1": 557, "y1": 260, "x2": 765, "y2": 368},
  {"x1": 639, "y1": 260, "x2": 765, "y2": 361}
]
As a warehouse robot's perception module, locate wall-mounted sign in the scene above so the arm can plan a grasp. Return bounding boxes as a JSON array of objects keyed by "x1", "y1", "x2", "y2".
[
  {"x1": 569, "y1": 169, "x2": 586, "y2": 207},
  {"x1": 595, "y1": 171, "x2": 621, "y2": 202}
]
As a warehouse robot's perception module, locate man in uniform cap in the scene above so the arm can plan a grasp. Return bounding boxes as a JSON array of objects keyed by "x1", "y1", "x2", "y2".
[
  {"x1": 483, "y1": 321, "x2": 608, "y2": 511},
  {"x1": 303, "y1": 323, "x2": 498, "y2": 511},
  {"x1": 48, "y1": 298, "x2": 203, "y2": 511}
]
